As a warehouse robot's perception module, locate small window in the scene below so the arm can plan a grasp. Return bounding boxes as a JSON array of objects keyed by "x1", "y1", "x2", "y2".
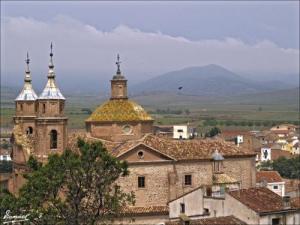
[
  {"x1": 180, "y1": 203, "x2": 185, "y2": 213},
  {"x1": 184, "y1": 222, "x2": 190, "y2": 225},
  {"x1": 42, "y1": 103, "x2": 46, "y2": 113},
  {"x1": 184, "y1": 175, "x2": 192, "y2": 186},
  {"x1": 59, "y1": 102, "x2": 64, "y2": 113},
  {"x1": 137, "y1": 151, "x2": 144, "y2": 159},
  {"x1": 20, "y1": 103, "x2": 23, "y2": 111},
  {"x1": 273, "y1": 185, "x2": 278, "y2": 190},
  {"x1": 272, "y1": 218, "x2": 280, "y2": 225},
  {"x1": 138, "y1": 176, "x2": 145, "y2": 188},
  {"x1": 177, "y1": 129, "x2": 183, "y2": 132},
  {"x1": 204, "y1": 208, "x2": 209, "y2": 214},
  {"x1": 50, "y1": 130, "x2": 58, "y2": 149},
  {"x1": 26, "y1": 127, "x2": 33, "y2": 135}
]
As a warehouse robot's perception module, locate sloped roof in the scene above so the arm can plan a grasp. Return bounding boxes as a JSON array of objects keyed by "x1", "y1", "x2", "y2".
[
  {"x1": 256, "y1": 171, "x2": 283, "y2": 183},
  {"x1": 121, "y1": 205, "x2": 168, "y2": 216},
  {"x1": 165, "y1": 216, "x2": 247, "y2": 225},
  {"x1": 68, "y1": 133, "x2": 255, "y2": 161},
  {"x1": 228, "y1": 187, "x2": 296, "y2": 214},
  {"x1": 112, "y1": 134, "x2": 255, "y2": 160},
  {"x1": 86, "y1": 99, "x2": 153, "y2": 122},
  {"x1": 213, "y1": 173, "x2": 238, "y2": 184}
]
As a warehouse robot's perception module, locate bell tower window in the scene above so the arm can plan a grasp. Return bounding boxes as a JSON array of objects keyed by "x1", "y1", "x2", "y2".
[
  {"x1": 50, "y1": 130, "x2": 58, "y2": 149},
  {"x1": 20, "y1": 103, "x2": 23, "y2": 111},
  {"x1": 42, "y1": 103, "x2": 46, "y2": 113},
  {"x1": 26, "y1": 127, "x2": 33, "y2": 135}
]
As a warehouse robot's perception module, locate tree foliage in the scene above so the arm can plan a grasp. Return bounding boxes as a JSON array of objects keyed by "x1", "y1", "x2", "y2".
[
  {"x1": 0, "y1": 139, "x2": 135, "y2": 225},
  {"x1": 258, "y1": 156, "x2": 300, "y2": 179},
  {"x1": 205, "y1": 127, "x2": 221, "y2": 138}
]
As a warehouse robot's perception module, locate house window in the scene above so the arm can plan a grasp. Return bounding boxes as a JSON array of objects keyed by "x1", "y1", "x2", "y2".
[
  {"x1": 177, "y1": 129, "x2": 183, "y2": 132},
  {"x1": 184, "y1": 175, "x2": 192, "y2": 186},
  {"x1": 20, "y1": 103, "x2": 23, "y2": 111},
  {"x1": 50, "y1": 130, "x2": 58, "y2": 149},
  {"x1": 273, "y1": 185, "x2": 278, "y2": 190},
  {"x1": 272, "y1": 218, "x2": 280, "y2": 225},
  {"x1": 138, "y1": 176, "x2": 145, "y2": 188},
  {"x1": 180, "y1": 203, "x2": 185, "y2": 213}
]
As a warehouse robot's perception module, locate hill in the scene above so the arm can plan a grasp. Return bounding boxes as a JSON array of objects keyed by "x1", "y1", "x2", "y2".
[{"x1": 131, "y1": 64, "x2": 293, "y2": 96}]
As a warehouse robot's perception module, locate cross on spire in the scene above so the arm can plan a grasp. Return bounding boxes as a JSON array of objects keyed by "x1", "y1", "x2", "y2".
[
  {"x1": 116, "y1": 54, "x2": 121, "y2": 74},
  {"x1": 25, "y1": 52, "x2": 30, "y2": 73}
]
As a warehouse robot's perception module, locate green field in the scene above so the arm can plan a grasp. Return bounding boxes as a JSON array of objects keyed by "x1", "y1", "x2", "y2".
[{"x1": 1, "y1": 85, "x2": 298, "y2": 131}]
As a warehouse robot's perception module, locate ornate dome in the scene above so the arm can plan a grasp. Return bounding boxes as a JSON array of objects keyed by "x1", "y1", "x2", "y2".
[{"x1": 86, "y1": 99, "x2": 153, "y2": 122}]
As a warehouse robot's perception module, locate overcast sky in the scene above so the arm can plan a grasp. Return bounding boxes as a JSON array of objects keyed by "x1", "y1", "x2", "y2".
[{"x1": 1, "y1": 1, "x2": 299, "y2": 90}]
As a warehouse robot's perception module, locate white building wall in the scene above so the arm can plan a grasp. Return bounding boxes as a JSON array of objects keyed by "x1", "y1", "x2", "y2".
[
  {"x1": 173, "y1": 125, "x2": 188, "y2": 139},
  {"x1": 169, "y1": 188, "x2": 204, "y2": 219}
]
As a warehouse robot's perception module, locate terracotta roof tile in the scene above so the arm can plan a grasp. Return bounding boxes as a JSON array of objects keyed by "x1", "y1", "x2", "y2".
[
  {"x1": 165, "y1": 215, "x2": 247, "y2": 225},
  {"x1": 113, "y1": 134, "x2": 255, "y2": 160},
  {"x1": 291, "y1": 197, "x2": 300, "y2": 209},
  {"x1": 121, "y1": 205, "x2": 168, "y2": 216},
  {"x1": 229, "y1": 187, "x2": 295, "y2": 213},
  {"x1": 68, "y1": 133, "x2": 255, "y2": 161},
  {"x1": 256, "y1": 171, "x2": 283, "y2": 183}
]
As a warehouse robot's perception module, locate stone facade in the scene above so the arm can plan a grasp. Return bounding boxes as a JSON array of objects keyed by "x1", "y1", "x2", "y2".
[{"x1": 116, "y1": 144, "x2": 256, "y2": 208}]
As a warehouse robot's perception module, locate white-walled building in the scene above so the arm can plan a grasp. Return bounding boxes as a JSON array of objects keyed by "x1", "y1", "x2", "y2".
[{"x1": 256, "y1": 171, "x2": 285, "y2": 196}]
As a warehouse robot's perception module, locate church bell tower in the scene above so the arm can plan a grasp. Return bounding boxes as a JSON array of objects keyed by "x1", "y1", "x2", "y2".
[
  {"x1": 110, "y1": 54, "x2": 128, "y2": 100},
  {"x1": 35, "y1": 43, "x2": 68, "y2": 161}
]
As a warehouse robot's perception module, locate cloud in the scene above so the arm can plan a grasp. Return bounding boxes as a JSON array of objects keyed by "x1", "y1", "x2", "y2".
[{"x1": 1, "y1": 15, "x2": 299, "y2": 88}]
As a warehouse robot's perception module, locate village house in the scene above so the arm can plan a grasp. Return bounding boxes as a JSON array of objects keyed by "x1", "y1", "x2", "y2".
[
  {"x1": 168, "y1": 186, "x2": 300, "y2": 225},
  {"x1": 256, "y1": 171, "x2": 285, "y2": 196}
]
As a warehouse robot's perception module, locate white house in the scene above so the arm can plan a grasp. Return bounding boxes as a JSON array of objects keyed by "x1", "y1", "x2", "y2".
[
  {"x1": 256, "y1": 171, "x2": 285, "y2": 196},
  {"x1": 173, "y1": 125, "x2": 196, "y2": 139}
]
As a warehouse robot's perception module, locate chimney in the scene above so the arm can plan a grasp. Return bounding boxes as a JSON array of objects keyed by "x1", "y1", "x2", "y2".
[{"x1": 282, "y1": 196, "x2": 291, "y2": 209}]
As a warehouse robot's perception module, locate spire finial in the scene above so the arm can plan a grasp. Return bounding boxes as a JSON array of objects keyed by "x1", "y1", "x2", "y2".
[
  {"x1": 25, "y1": 52, "x2": 30, "y2": 73},
  {"x1": 24, "y1": 51, "x2": 32, "y2": 82},
  {"x1": 116, "y1": 54, "x2": 121, "y2": 74},
  {"x1": 49, "y1": 42, "x2": 54, "y2": 69}
]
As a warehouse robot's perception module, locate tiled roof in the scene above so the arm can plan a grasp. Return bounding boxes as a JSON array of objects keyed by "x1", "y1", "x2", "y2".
[
  {"x1": 86, "y1": 99, "x2": 153, "y2": 122},
  {"x1": 256, "y1": 171, "x2": 283, "y2": 183},
  {"x1": 291, "y1": 197, "x2": 300, "y2": 209},
  {"x1": 228, "y1": 187, "x2": 295, "y2": 213},
  {"x1": 68, "y1": 133, "x2": 255, "y2": 161},
  {"x1": 283, "y1": 178, "x2": 300, "y2": 193},
  {"x1": 271, "y1": 149, "x2": 294, "y2": 161},
  {"x1": 213, "y1": 173, "x2": 238, "y2": 184},
  {"x1": 165, "y1": 216, "x2": 247, "y2": 225},
  {"x1": 121, "y1": 205, "x2": 169, "y2": 216},
  {"x1": 113, "y1": 134, "x2": 255, "y2": 160}
]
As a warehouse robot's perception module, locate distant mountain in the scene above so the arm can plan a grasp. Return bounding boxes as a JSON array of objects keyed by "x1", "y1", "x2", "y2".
[{"x1": 131, "y1": 64, "x2": 293, "y2": 97}]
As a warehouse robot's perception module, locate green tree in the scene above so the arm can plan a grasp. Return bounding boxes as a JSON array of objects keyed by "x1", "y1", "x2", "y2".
[
  {"x1": 205, "y1": 127, "x2": 221, "y2": 138},
  {"x1": 258, "y1": 156, "x2": 300, "y2": 179},
  {"x1": 0, "y1": 139, "x2": 135, "y2": 225}
]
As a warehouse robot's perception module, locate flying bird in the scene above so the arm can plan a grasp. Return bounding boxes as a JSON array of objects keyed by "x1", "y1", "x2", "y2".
[{"x1": 178, "y1": 86, "x2": 183, "y2": 90}]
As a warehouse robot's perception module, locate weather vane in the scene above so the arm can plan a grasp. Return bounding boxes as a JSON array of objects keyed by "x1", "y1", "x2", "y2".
[{"x1": 116, "y1": 54, "x2": 121, "y2": 74}]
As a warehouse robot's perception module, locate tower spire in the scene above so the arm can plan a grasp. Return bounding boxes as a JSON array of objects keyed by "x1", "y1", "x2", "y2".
[
  {"x1": 48, "y1": 42, "x2": 55, "y2": 78},
  {"x1": 24, "y1": 52, "x2": 31, "y2": 82},
  {"x1": 116, "y1": 54, "x2": 121, "y2": 74}
]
